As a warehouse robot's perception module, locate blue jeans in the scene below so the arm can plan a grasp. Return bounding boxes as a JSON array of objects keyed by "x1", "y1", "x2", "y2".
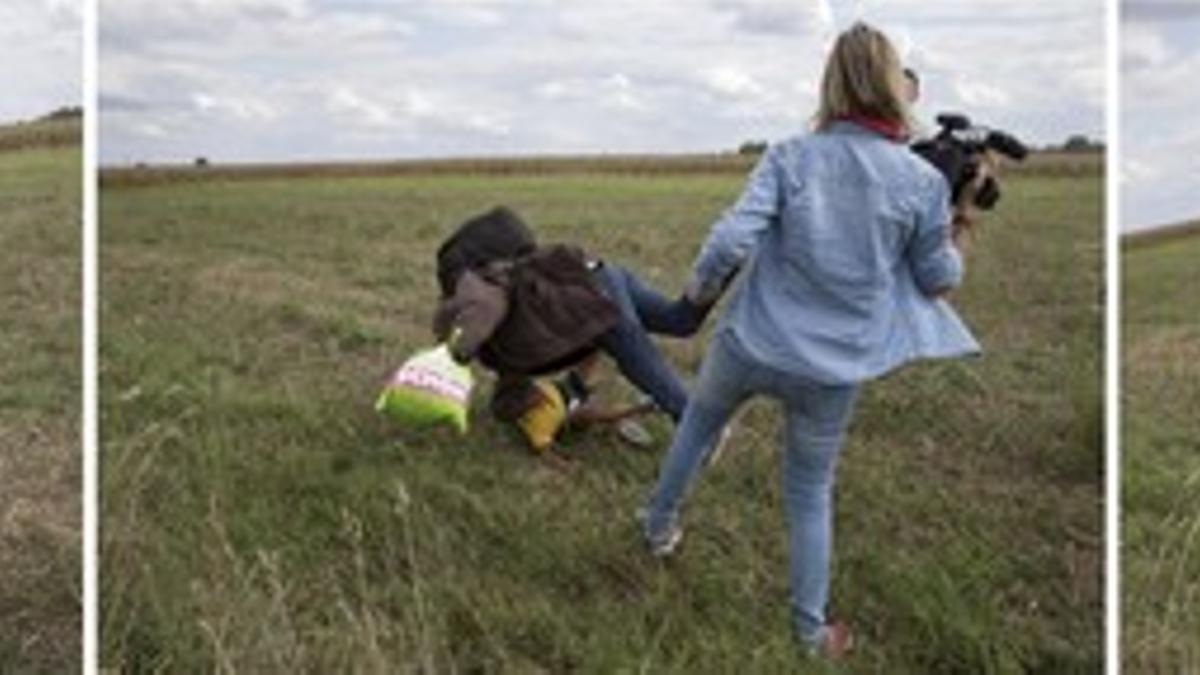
[
  {"x1": 642, "y1": 329, "x2": 858, "y2": 644},
  {"x1": 592, "y1": 263, "x2": 707, "y2": 422}
]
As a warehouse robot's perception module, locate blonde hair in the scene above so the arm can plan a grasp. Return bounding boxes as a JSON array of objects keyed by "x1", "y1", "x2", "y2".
[{"x1": 814, "y1": 22, "x2": 912, "y2": 134}]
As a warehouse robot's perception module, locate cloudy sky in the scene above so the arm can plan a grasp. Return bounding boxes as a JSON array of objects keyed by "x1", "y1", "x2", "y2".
[
  {"x1": 100, "y1": 0, "x2": 1103, "y2": 166},
  {"x1": 0, "y1": 0, "x2": 81, "y2": 123},
  {"x1": 1122, "y1": 0, "x2": 1200, "y2": 230}
]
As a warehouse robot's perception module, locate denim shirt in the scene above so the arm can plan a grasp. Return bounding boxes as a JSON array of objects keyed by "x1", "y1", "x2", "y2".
[{"x1": 692, "y1": 121, "x2": 980, "y2": 385}]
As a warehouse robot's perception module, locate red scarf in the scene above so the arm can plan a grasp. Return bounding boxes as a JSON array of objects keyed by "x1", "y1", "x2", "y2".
[{"x1": 838, "y1": 113, "x2": 908, "y2": 142}]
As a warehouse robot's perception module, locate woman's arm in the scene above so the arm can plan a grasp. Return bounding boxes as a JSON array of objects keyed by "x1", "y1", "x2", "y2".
[
  {"x1": 686, "y1": 144, "x2": 784, "y2": 305},
  {"x1": 908, "y1": 173, "x2": 964, "y2": 298}
]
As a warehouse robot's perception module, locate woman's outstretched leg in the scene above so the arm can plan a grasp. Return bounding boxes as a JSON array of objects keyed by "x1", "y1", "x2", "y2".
[{"x1": 641, "y1": 332, "x2": 753, "y2": 549}]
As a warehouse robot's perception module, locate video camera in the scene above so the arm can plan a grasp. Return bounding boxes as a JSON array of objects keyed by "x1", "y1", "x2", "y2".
[{"x1": 911, "y1": 113, "x2": 1028, "y2": 210}]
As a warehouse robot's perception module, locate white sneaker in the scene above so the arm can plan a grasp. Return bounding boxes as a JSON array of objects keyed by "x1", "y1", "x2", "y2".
[
  {"x1": 616, "y1": 418, "x2": 654, "y2": 448},
  {"x1": 636, "y1": 508, "x2": 683, "y2": 557},
  {"x1": 649, "y1": 524, "x2": 683, "y2": 557}
]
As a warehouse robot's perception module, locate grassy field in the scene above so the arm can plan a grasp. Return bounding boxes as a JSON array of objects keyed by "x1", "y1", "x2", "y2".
[
  {"x1": 0, "y1": 131, "x2": 81, "y2": 671},
  {"x1": 1122, "y1": 228, "x2": 1200, "y2": 672},
  {"x1": 101, "y1": 157, "x2": 1103, "y2": 672}
]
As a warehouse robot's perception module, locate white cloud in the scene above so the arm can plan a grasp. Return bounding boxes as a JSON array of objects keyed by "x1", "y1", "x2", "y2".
[
  {"x1": 428, "y1": 3, "x2": 507, "y2": 27},
  {"x1": 712, "y1": 0, "x2": 833, "y2": 37},
  {"x1": 1124, "y1": 46, "x2": 1200, "y2": 106},
  {"x1": 1122, "y1": 22, "x2": 1170, "y2": 69},
  {"x1": 1121, "y1": 159, "x2": 1156, "y2": 187},
  {"x1": 44, "y1": 0, "x2": 81, "y2": 21},
  {"x1": 113, "y1": 0, "x2": 309, "y2": 23},
  {"x1": 599, "y1": 73, "x2": 649, "y2": 112},
  {"x1": 134, "y1": 121, "x2": 169, "y2": 139},
  {"x1": 535, "y1": 80, "x2": 571, "y2": 101},
  {"x1": 535, "y1": 73, "x2": 652, "y2": 114},
  {"x1": 322, "y1": 84, "x2": 508, "y2": 142},
  {"x1": 952, "y1": 79, "x2": 1011, "y2": 109},
  {"x1": 328, "y1": 87, "x2": 392, "y2": 127},
  {"x1": 1123, "y1": 0, "x2": 1200, "y2": 22},
  {"x1": 192, "y1": 92, "x2": 278, "y2": 122},
  {"x1": 100, "y1": 1, "x2": 1104, "y2": 164},
  {"x1": 325, "y1": 87, "x2": 444, "y2": 130},
  {"x1": 702, "y1": 66, "x2": 768, "y2": 101},
  {"x1": 0, "y1": 0, "x2": 80, "y2": 122},
  {"x1": 1121, "y1": 4, "x2": 1200, "y2": 227},
  {"x1": 463, "y1": 112, "x2": 510, "y2": 136}
]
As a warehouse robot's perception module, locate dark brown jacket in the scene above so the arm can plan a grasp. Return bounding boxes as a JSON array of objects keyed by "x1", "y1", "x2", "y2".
[{"x1": 434, "y1": 244, "x2": 619, "y2": 376}]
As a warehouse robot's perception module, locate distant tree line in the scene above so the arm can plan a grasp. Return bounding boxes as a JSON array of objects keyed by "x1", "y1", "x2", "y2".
[
  {"x1": 736, "y1": 133, "x2": 1104, "y2": 156},
  {"x1": 1055, "y1": 134, "x2": 1103, "y2": 153},
  {"x1": 737, "y1": 140, "x2": 769, "y2": 156},
  {"x1": 40, "y1": 106, "x2": 84, "y2": 122}
]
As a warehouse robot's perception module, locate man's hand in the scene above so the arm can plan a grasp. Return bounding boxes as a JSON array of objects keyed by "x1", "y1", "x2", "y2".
[{"x1": 683, "y1": 276, "x2": 721, "y2": 309}]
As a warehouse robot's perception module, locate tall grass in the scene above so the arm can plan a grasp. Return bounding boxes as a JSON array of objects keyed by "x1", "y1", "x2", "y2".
[
  {"x1": 1122, "y1": 232, "x2": 1200, "y2": 672},
  {"x1": 101, "y1": 164, "x2": 1102, "y2": 671},
  {"x1": 0, "y1": 145, "x2": 82, "y2": 671}
]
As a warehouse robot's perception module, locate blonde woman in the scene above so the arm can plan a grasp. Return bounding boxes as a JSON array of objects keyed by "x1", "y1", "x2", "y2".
[{"x1": 639, "y1": 23, "x2": 979, "y2": 658}]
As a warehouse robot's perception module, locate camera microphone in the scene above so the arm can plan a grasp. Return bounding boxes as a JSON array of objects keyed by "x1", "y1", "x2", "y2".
[
  {"x1": 984, "y1": 131, "x2": 1028, "y2": 161},
  {"x1": 912, "y1": 111, "x2": 1028, "y2": 211},
  {"x1": 934, "y1": 113, "x2": 971, "y2": 133}
]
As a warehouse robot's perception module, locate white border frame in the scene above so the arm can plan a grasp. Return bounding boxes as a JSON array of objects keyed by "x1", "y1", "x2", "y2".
[
  {"x1": 82, "y1": 0, "x2": 98, "y2": 668},
  {"x1": 1105, "y1": 0, "x2": 1121, "y2": 672},
  {"x1": 74, "y1": 1, "x2": 1124, "y2": 672}
]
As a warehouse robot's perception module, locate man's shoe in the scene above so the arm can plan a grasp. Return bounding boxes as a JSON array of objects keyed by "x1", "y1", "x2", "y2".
[{"x1": 636, "y1": 508, "x2": 683, "y2": 557}]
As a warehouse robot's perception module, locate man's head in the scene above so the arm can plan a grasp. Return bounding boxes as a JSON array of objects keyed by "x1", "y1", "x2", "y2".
[{"x1": 436, "y1": 205, "x2": 537, "y2": 297}]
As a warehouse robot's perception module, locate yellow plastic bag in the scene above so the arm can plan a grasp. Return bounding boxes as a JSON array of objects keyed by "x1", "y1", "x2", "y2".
[{"x1": 376, "y1": 343, "x2": 474, "y2": 433}]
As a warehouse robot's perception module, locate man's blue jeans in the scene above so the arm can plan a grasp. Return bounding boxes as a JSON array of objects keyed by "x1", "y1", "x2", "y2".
[
  {"x1": 642, "y1": 329, "x2": 858, "y2": 645},
  {"x1": 592, "y1": 263, "x2": 706, "y2": 422}
]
